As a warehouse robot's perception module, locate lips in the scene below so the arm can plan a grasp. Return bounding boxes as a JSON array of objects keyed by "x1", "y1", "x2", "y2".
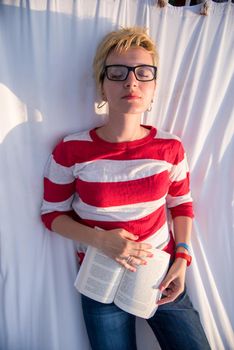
[{"x1": 122, "y1": 94, "x2": 141, "y2": 99}]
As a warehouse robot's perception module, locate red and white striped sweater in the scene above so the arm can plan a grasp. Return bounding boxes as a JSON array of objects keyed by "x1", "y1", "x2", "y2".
[{"x1": 41, "y1": 125, "x2": 194, "y2": 258}]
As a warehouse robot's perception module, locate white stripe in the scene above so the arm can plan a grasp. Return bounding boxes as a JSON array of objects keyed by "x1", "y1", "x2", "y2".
[
  {"x1": 155, "y1": 129, "x2": 180, "y2": 141},
  {"x1": 72, "y1": 195, "x2": 166, "y2": 222},
  {"x1": 144, "y1": 222, "x2": 170, "y2": 248},
  {"x1": 166, "y1": 193, "x2": 193, "y2": 208},
  {"x1": 46, "y1": 148, "x2": 187, "y2": 185},
  {"x1": 169, "y1": 156, "x2": 189, "y2": 182},
  {"x1": 64, "y1": 130, "x2": 92, "y2": 142},
  {"x1": 73, "y1": 159, "x2": 172, "y2": 183},
  {"x1": 44, "y1": 155, "x2": 75, "y2": 184},
  {"x1": 41, "y1": 195, "x2": 74, "y2": 215}
]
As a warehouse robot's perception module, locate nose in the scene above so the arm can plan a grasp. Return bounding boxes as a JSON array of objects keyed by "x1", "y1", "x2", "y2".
[{"x1": 124, "y1": 71, "x2": 138, "y2": 88}]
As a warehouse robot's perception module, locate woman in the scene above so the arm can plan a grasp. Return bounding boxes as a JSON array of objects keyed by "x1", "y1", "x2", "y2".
[{"x1": 41, "y1": 27, "x2": 210, "y2": 350}]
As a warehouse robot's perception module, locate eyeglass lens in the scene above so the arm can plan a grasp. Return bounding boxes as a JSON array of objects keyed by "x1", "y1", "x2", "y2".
[{"x1": 105, "y1": 65, "x2": 156, "y2": 81}]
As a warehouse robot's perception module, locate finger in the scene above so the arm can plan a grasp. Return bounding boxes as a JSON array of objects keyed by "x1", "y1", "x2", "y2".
[
  {"x1": 157, "y1": 296, "x2": 174, "y2": 305},
  {"x1": 125, "y1": 238, "x2": 152, "y2": 250},
  {"x1": 159, "y1": 275, "x2": 174, "y2": 292},
  {"x1": 124, "y1": 260, "x2": 137, "y2": 272},
  {"x1": 122, "y1": 231, "x2": 139, "y2": 241},
  {"x1": 157, "y1": 290, "x2": 181, "y2": 305},
  {"x1": 133, "y1": 242, "x2": 153, "y2": 252},
  {"x1": 138, "y1": 242, "x2": 153, "y2": 250},
  {"x1": 116, "y1": 257, "x2": 137, "y2": 272},
  {"x1": 131, "y1": 248, "x2": 154, "y2": 258},
  {"x1": 157, "y1": 284, "x2": 184, "y2": 305},
  {"x1": 129, "y1": 256, "x2": 147, "y2": 267}
]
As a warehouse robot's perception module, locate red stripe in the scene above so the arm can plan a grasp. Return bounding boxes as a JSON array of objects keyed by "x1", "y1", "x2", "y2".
[
  {"x1": 79, "y1": 205, "x2": 166, "y2": 241},
  {"x1": 152, "y1": 138, "x2": 184, "y2": 165},
  {"x1": 169, "y1": 203, "x2": 194, "y2": 219},
  {"x1": 52, "y1": 140, "x2": 78, "y2": 167},
  {"x1": 76, "y1": 171, "x2": 169, "y2": 207},
  {"x1": 77, "y1": 252, "x2": 85, "y2": 264},
  {"x1": 41, "y1": 210, "x2": 75, "y2": 230},
  {"x1": 52, "y1": 137, "x2": 184, "y2": 168},
  {"x1": 168, "y1": 173, "x2": 190, "y2": 197},
  {"x1": 163, "y1": 231, "x2": 175, "y2": 257},
  {"x1": 44, "y1": 178, "x2": 75, "y2": 202}
]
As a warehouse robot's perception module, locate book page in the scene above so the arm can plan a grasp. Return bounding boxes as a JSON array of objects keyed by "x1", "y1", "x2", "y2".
[
  {"x1": 74, "y1": 246, "x2": 124, "y2": 303},
  {"x1": 114, "y1": 249, "x2": 170, "y2": 318}
]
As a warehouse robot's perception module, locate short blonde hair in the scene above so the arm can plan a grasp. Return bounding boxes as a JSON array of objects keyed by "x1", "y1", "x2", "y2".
[{"x1": 93, "y1": 27, "x2": 159, "y2": 98}]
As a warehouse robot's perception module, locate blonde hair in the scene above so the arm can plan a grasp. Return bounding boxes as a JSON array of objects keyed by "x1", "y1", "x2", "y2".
[{"x1": 93, "y1": 27, "x2": 159, "y2": 98}]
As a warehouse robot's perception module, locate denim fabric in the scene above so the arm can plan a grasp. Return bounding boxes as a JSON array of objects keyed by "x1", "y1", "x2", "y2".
[
  {"x1": 147, "y1": 290, "x2": 211, "y2": 350},
  {"x1": 81, "y1": 295, "x2": 137, "y2": 350},
  {"x1": 81, "y1": 290, "x2": 210, "y2": 350}
]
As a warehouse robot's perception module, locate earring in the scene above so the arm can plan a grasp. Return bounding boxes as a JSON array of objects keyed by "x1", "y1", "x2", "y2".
[
  {"x1": 147, "y1": 100, "x2": 153, "y2": 112},
  {"x1": 97, "y1": 101, "x2": 107, "y2": 109}
]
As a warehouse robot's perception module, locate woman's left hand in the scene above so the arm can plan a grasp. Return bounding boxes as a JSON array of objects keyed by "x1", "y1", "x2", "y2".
[{"x1": 157, "y1": 258, "x2": 187, "y2": 305}]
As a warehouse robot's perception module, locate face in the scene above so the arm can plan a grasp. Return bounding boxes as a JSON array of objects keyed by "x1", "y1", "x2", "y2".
[{"x1": 102, "y1": 47, "x2": 156, "y2": 116}]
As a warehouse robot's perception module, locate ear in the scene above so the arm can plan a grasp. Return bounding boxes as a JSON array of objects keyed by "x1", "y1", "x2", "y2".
[
  {"x1": 152, "y1": 81, "x2": 157, "y2": 98},
  {"x1": 98, "y1": 85, "x2": 106, "y2": 102},
  {"x1": 101, "y1": 90, "x2": 107, "y2": 102}
]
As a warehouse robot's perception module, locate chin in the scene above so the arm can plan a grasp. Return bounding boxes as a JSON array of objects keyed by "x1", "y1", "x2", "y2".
[
  {"x1": 120, "y1": 105, "x2": 146, "y2": 114},
  {"x1": 111, "y1": 104, "x2": 146, "y2": 115},
  {"x1": 124, "y1": 109, "x2": 145, "y2": 115}
]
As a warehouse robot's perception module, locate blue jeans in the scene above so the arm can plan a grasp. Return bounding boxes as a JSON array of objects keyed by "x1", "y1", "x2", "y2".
[{"x1": 81, "y1": 290, "x2": 211, "y2": 350}]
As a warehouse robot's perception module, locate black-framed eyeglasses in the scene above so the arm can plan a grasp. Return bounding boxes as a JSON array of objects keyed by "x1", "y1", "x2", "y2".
[{"x1": 104, "y1": 65, "x2": 157, "y2": 82}]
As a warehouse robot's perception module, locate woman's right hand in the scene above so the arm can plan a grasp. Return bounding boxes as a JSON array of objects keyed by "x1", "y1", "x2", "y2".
[
  {"x1": 96, "y1": 228, "x2": 153, "y2": 272},
  {"x1": 50, "y1": 216, "x2": 153, "y2": 272}
]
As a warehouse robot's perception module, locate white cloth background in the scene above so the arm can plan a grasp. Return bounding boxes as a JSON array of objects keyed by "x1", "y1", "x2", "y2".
[{"x1": 0, "y1": 1, "x2": 233, "y2": 349}]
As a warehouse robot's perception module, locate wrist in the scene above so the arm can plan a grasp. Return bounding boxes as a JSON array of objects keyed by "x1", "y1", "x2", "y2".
[
  {"x1": 175, "y1": 252, "x2": 192, "y2": 266},
  {"x1": 93, "y1": 227, "x2": 105, "y2": 250},
  {"x1": 176, "y1": 247, "x2": 189, "y2": 255},
  {"x1": 173, "y1": 257, "x2": 187, "y2": 270},
  {"x1": 175, "y1": 242, "x2": 191, "y2": 254}
]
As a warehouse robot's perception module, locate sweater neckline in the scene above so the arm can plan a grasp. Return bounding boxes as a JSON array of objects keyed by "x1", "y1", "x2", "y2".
[{"x1": 90, "y1": 125, "x2": 156, "y2": 149}]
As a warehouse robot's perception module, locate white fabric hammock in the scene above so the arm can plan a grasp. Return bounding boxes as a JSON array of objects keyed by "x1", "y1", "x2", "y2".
[{"x1": 0, "y1": 1, "x2": 233, "y2": 349}]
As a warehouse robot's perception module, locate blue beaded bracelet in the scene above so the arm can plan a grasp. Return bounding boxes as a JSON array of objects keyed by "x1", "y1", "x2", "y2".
[{"x1": 176, "y1": 242, "x2": 191, "y2": 253}]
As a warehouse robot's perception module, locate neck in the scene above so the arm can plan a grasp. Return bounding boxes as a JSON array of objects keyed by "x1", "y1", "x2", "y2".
[{"x1": 98, "y1": 111, "x2": 146, "y2": 142}]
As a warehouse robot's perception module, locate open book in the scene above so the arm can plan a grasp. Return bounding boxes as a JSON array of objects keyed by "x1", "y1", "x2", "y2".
[{"x1": 74, "y1": 245, "x2": 170, "y2": 319}]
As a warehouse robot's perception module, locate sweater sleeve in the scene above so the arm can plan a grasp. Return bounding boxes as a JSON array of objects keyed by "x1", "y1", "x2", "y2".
[
  {"x1": 41, "y1": 140, "x2": 76, "y2": 230},
  {"x1": 166, "y1": 142, "x2": 194, "y2": 219}
]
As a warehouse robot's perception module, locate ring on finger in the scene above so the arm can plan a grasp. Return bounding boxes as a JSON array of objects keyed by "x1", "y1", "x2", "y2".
[{"x1": 126, "y1": 256, "x2": 133, "y2": 264}]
